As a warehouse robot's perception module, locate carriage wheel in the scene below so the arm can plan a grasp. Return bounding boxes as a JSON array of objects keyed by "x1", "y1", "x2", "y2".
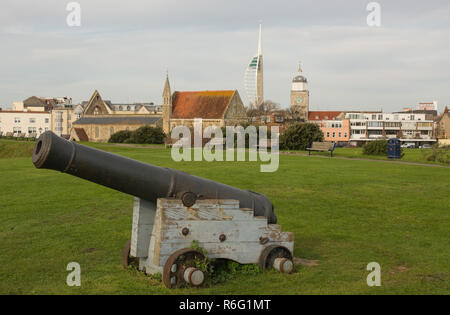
[
  {"x1": 259, "y1": 245, "x2": 293, "y2": 273},
  {"x1": 163, "y1": 248, "x2": 206, "y2": 289}
]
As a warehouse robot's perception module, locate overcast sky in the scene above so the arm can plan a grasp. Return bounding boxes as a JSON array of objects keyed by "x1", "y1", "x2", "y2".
[{"x1": 1, "y1": 0, "x2": 449, "y2": 112}]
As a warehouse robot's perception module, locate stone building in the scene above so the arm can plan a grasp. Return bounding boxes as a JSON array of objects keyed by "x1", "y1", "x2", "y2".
[
  {"x1": 70, "y1": 90, "x2": 161, "y2": 142},
  {"x1": 161, "y1": 75, "x2": 248, "y2": 135},
  {"x1": 436, "y1": 106, "x2": 450, "y2": 140}
]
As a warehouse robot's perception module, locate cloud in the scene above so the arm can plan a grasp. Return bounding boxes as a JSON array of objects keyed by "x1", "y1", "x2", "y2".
[{"x1": 0, "y1": 0, "x2": 449, "y2": 112}]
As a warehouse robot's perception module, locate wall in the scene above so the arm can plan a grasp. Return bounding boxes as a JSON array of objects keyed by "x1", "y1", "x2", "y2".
[
  {"x1": 51, "y1": 108, "x2": 76, "y2": 136},
  {"x1": 320, "y1": 119, "x2": 350, "y2": 143}
]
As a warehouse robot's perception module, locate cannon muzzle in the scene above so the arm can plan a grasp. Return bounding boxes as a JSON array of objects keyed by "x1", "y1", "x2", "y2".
[{"x1": 32, "y1": 131, "x2": 277, "y2": 223}]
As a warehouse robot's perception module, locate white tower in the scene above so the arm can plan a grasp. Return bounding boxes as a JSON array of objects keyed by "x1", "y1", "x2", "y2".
[
  {"x1": 245, "y1": 24, "x2": 264, "y2": 109},
  {"x1": 290, "y1": 61, "x2": 309, "y2": 121}
]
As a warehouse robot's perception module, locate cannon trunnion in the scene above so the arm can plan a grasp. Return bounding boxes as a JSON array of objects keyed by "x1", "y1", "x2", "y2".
[{"x1": 32, "y1": 131, "x2": 294, "y2": 288}]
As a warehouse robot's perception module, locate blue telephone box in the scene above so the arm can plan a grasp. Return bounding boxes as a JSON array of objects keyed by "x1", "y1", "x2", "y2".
[{"x1": 387, "y1": 138, "x2": 401, "y2": 159}]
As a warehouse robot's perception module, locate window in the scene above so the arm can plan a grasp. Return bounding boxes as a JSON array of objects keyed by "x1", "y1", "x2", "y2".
[
  {"x1": 378, "y1": 115, "x2": 383, "y2": 120},
  {"x1": 332, "y1": 132, "x2": 336, "y2": 138},
  {"x1": 372, "y1": 115, "x2": 376, "y2": 120},
  {"x1": 127, "y1": 106, "x2": 131, "y2": 111},
  {"x1": 344, "y1": 132, "x2": 348, "y2": 137},
  {"x1": 326, "y1": 132, "x2": 330, "y2": 138},
  {"x1": 110, "y1": 127, "x2": 114, "y2": 135},
  {"x1": 28, "y1": 127, "x2": 37, "y2": 134},
  {"x1": 14, "y1": 117, "x2": 21, "y2": 123},
  {"x1": 338, "y1": 132, "x2": 342, "y2": 138},
  {"x1": 45, "y1": 118, "x2": 49, "y2": 124},
  {"x1": 410, "y1": 115, "x2": 415, "y2": 120},
  {"x1": 29, "y1": 118, "x2": 36, "y2": 123},
  {"x1": 95, "y1": 127, "x2": 99, "y2": 138}
]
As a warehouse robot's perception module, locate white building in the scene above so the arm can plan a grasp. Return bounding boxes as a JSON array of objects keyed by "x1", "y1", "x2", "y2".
[
  {"x1": 345, "y1": 112, "x2": 436, "y2": 145},
  {"x1": 0, "y1": 110, "x2": 51, "y2": 137}
]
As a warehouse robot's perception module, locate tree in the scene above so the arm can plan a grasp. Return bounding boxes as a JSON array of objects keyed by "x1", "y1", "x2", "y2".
[
  {"x1": 258, "y1": 100, "x2": 280, "y2": 113},
  {"x1": 280, "y1": 123, "x2": 324, "y2": 150}
]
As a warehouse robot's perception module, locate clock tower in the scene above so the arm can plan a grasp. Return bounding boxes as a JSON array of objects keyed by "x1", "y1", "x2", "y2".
[{"x1": 290, "y1": 62, "x2": 309, "y2": 121}]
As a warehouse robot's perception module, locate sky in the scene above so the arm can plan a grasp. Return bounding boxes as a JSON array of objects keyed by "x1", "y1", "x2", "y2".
[{"x1": 1, "y1": 0, "x2": 449, "y2": 112}]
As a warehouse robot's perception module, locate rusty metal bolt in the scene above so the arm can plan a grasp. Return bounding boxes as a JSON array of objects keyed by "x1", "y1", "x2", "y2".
[
  {"x1": 181, "y1": 192, "x2": 197, "y2": 207},
  {"x1": 182, "y1": 227, "x2": 189, "y2": 236},
  {"x1": 259, "y1": 237, "x2": 269, "y2": 245},
  {"x1": 219, "y1": 234, "x2": 226, "y2": 242}
]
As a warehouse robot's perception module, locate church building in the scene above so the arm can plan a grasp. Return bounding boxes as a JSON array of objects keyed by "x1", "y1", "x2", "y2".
[
  {"x1": 70, "y1": 90, "x2": 162, "y2": 142},
  {"x1": 161, "y1": 75, "x2": 248, "y2": 135}
]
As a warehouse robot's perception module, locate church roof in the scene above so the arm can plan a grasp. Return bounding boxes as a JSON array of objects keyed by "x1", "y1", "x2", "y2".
[
  {"x1": 171, "y1": 90, "x2": 236, "y2": 119},
  {"x1": 73, "y1": 116, "x2": 161, "y2": 125}
]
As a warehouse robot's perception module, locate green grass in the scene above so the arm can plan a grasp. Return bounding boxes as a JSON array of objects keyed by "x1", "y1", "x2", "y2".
[
  {"x1": 0, "y1": 140, "x2": 449, "y2": 294},
  {"x1": 286, "y1": 147, "x2": 449, "y2": 166},
  {"x1": 0, "y1": 139, "x2": 35, "y2": 158}
]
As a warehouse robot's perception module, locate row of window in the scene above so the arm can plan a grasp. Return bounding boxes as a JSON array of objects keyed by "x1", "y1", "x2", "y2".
[
  {"x1": 13, "y1": 118, "x2": 50, "y2": 124},
  {"x1": 326, "y1": 132, "x2": 348, "y2": 138},
  {"x1": 12, "y1": 127, "x2": 49, "y2": 134}
]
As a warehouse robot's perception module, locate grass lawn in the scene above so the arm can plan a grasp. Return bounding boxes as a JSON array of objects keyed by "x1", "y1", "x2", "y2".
[
  {"x1": 0, "y1": 140, "x2": 449, "y2": 294},
  {"x1": 285, "y1": 147, "x2": 449, "y2": 166}
]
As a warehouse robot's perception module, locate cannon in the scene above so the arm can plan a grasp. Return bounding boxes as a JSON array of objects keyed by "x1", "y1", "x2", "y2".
[{"x1": 32, "y1": 131, "x2": 294, "y2": 288}]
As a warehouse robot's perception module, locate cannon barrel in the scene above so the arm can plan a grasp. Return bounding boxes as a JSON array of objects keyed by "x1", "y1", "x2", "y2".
[{"x1": 32, "y1": 131, "x2": 277, "y2": 223}]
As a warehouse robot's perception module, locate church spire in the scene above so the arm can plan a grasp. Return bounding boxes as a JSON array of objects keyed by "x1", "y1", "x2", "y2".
[
  {"x1": 162, "y1": 73, "x2": 172, "y2": 135},
  {"x1": 163, "y1": 73, "x2": 171, "y2": 103},
  {"x1": 257, "y1": 23, "x2": 262, "y2": 56}
]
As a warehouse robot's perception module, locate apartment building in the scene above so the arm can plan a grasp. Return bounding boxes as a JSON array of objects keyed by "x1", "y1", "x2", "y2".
[
  {"x1": 308, "y1": 111, "x2": 350, "y2": 144},
  {"x1": 0, "y1": 110, "x2": 51, "y2": 137},
  {"x1": 345, "y1": 112, "x2": 435, "y2": 146}
]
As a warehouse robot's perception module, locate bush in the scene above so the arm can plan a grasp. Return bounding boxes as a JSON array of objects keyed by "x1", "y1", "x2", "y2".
[
  {"x1": 279, "y1": 123, "x2": 324, "y2": 150},
  {"x1": 108, "y1": 126, "x2": 166, "y2": 144},
  {"x1": 422, "y1": 145, "x2": 450, "y2": 164},
  {"x1": 362, "y1": 140, "x2": 387, "y2": 155},
  {"x1": 129, "y1": 126, "x2": 166, "y2": 144},
  {"x1": 108, "y1": 130, "x2": 133, "y2": 143}
]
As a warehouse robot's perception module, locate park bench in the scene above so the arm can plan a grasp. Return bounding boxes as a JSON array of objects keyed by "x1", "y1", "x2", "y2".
[{"x1": 306, "y1": 141, "x2": 336, "y2": 157}]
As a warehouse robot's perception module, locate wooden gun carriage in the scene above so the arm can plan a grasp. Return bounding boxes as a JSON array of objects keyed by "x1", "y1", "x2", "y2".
[{"x1": 32, "y1": 131, "x2": 294, "y2": 288}]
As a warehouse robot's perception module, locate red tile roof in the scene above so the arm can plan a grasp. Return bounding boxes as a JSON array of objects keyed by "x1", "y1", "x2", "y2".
[
  {"x1": 308, "y1": 111, "x2": 343, "y2": 121},
  {"x1": 171, "y1": 90, "x2": 235, "y2": 119},
  {"x1": 74, "y1": 128, "x2": 89, "y2": 141}
]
